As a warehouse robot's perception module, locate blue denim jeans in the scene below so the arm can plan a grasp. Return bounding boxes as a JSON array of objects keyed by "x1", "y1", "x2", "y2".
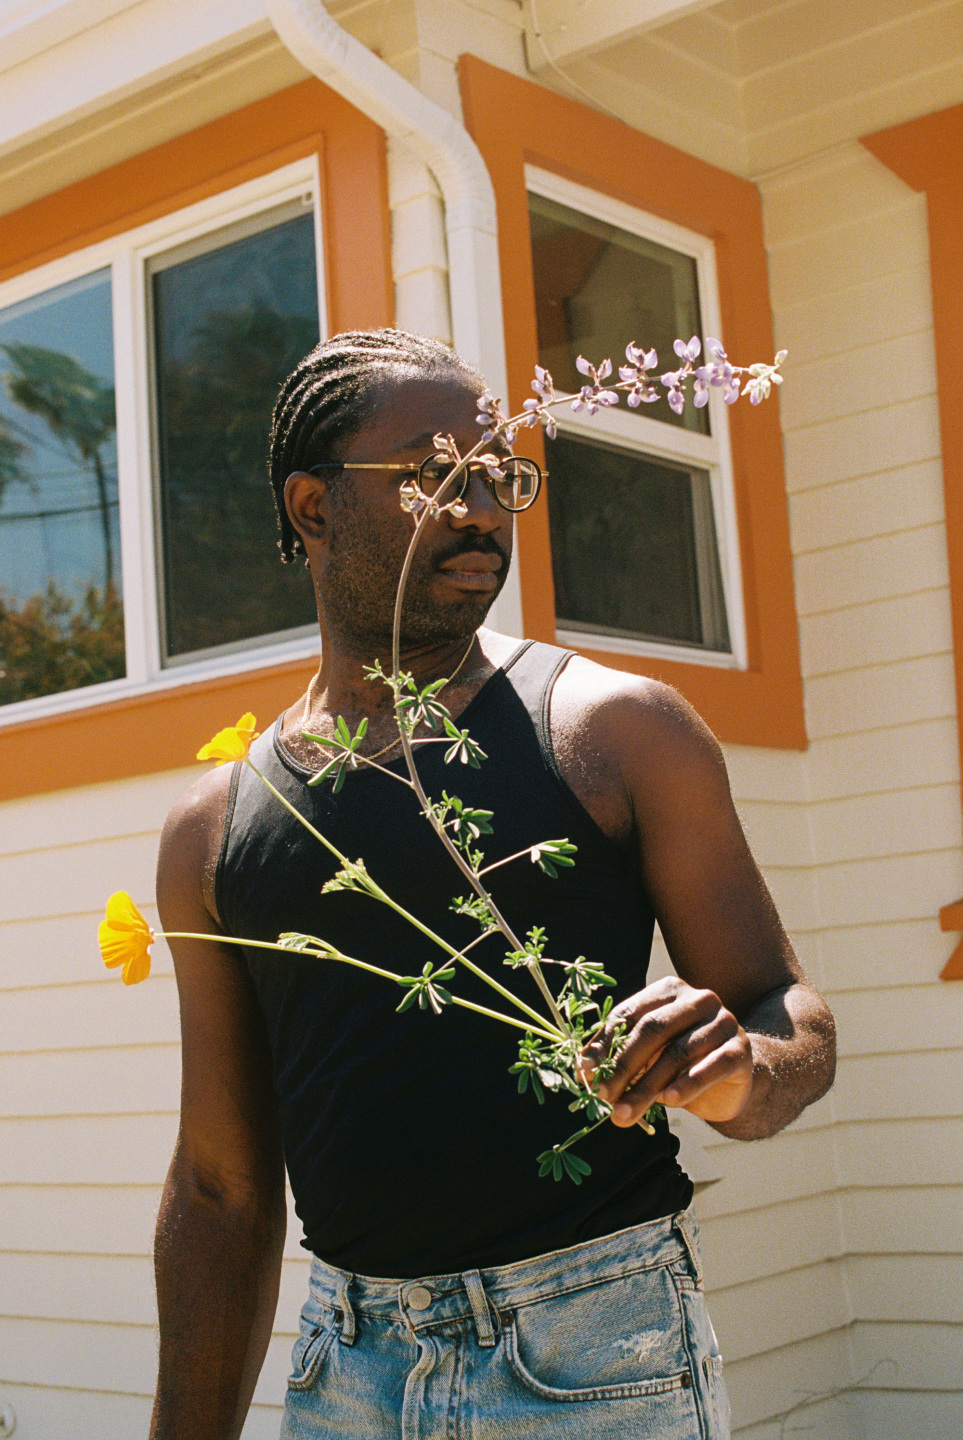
[{"x1": 280, "y1": 1209, "x2": 730, "y2": 1439}]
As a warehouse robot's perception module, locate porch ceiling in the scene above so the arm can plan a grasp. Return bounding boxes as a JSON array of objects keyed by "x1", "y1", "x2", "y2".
[{"x1": 523, "y1": 0, "x2": 963, "y2": 177}]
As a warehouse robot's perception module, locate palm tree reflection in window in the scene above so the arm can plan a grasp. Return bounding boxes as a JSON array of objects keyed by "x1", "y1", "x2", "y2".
[{"x1": 0, "y1": 339, "x2": 123, "y2": 705}]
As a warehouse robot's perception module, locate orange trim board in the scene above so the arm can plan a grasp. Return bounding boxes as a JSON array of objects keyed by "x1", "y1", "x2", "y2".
[
  {"x1": 864, "y1": 105, "x2": 963, "y2": 980},
  {"x1": 0, "y1": 661, "x2": 319, "y2": 803},
  {"x1": 459, "y1": 56, "x2": 805, "y2": 752},
  {"x1": 0, "y1": 80, "x2": 392, "y2": 801}
]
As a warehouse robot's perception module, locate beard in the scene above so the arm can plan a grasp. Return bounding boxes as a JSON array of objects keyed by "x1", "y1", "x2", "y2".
[{"x1": 320, "y1": 485, "x2": 510, "y2": 654}]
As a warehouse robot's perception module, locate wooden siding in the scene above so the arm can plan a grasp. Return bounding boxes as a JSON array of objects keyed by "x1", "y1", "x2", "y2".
[
  {"x1": 3, "y1": 1, "x2": 963, "y2": 1436},
  {"x1": 751, "y1": 136, "x2": 963, "y2": 1437}
]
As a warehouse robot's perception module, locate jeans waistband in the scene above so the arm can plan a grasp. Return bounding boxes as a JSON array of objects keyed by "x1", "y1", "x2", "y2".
[{"x1": 306, "y1": 1209, "x2": 702, "y2": 1347}]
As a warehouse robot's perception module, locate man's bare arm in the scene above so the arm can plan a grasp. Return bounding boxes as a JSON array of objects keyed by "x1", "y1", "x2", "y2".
[
  {"x1": 554, "y1": 664, "x2": 836, "y2": 1139},
  {"x1": 151, "y1": 769, "x2": 286, "y2": 1440}
]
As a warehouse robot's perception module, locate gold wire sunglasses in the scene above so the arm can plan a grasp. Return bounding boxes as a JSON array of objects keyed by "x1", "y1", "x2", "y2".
[{"x1": 307, "y1": 451, "x2": 544, "y2": 513}]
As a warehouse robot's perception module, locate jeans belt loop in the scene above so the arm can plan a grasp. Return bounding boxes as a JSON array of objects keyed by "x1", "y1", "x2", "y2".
[
  {"x1": 335, "y1": 1272, "x2": 358, "y2": 1345},
  {"x1": 673, "y1": 1210, "x2": 704, "y2": 1290},
  {"x1": 462, "y1": 1269, "x2": 496, "y2": 1348}
]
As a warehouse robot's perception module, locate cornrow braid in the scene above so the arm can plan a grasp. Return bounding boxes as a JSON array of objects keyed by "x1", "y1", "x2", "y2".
[{"x1": 268, "y1": 328, "x2": 483, "y2": 563}]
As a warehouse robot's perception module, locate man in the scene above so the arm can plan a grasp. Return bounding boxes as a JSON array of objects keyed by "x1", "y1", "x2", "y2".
[{"x1": 152, "y1": 329, "x2": 835, "y2": 1439}]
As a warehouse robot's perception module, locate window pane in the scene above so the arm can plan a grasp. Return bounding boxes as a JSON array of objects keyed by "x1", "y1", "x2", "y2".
[
  {"x1": 152, "y1": 208, "x2": 320, "y2": 662},
  {"x1": 547, "y1": 430, "x2": 730, "y2": 652},
  {"x1": 0, "y1": 270, "x2": 124, "y2": 705},
  {"x1": 528, "y1": 192, "x2": 707, "y2": 437}
]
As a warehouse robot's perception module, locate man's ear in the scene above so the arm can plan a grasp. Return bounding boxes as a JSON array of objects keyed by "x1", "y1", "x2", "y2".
[{"x1": 285, "y1": 471, "x2": 330, "y2": 548}]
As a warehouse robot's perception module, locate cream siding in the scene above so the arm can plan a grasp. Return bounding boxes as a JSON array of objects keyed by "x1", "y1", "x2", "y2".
[
  {"x1": 755, "y1": 135, "x2": 963, "y2": 1435},
  {"x1": 3, "y1": 1, "x2": 963, "y2": 1437},
  {"x1": 0, "y1": 764, "x2": 316, "y2": 1436}
]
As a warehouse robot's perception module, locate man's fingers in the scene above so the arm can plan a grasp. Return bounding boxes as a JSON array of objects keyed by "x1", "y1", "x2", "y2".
[
  {"x1": 610, "y1": 1023, "x2": 751, "y2": 1127},
  {"x1": 594, "y1": 986, "x2": 726, "y2": 1101}
]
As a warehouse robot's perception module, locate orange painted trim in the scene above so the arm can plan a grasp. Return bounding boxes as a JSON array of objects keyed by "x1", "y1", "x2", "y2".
[
  {"x1": 938, "y1": 899, "x2": 963, "y2": 980},
  {"x1": 864, "y1": 105, "x2": 963, "y2": 980},
  {"x1": 459, "y1": 56, "x2": 805, "y2": 751},
  {"x1": 0, "y1": 79, "x2": 392, "y2": 800},
  {"x1": 0, "y1": 661, "x2": 319, "y2": 802}
]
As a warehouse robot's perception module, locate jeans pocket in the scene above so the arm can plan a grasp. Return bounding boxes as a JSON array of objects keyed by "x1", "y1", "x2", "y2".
[
  {"x1": 703, "y1": 1353, "x2": 731, "y2": 1438},
  {"x1": 505, "y1": 1316, "x2": 693, "y2": 1401},
  {"x1": 503, "y1": 1266, "x2": 697, "y2": 1404},
  {"x1": 287, "y1": 1321, "x2": 336, "y2": 1392}
]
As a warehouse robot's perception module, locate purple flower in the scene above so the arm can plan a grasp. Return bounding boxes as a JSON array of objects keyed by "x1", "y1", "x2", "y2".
[
  {"x1": 673, "y1": 336, "x2": 702, "y2": 363},
  {"x1": 724, "y1": 380, "x2": 740, "y2": 404},
  {"x1": 524, "y1": 392, "x2": 559, "y2": 438},
  {"x1": 628, "y1": 344, "x2": 657, "y2": 371},
  {"x1": 475, "y1": 390, "x2": 508, "y2": 438},
  {"x1": 572, "y1": 356, "x2": 621, "y2": 414},
  {"x1": 667, "y1": 387, "x2": 685, "y2": 415},
  {"x1": 693, "y1": 379, "x2": 709, "y2": 408},
  {"x1": 532, "y1": 365, "x2": 556, "y2": 402}
]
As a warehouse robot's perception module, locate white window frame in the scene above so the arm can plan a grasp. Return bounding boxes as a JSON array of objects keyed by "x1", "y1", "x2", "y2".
[
  {"x1": 525, "y1": 165, "x2": 748, "y2": 671},
  {"x1": 0, "y1": 156, "x2": 326, "y2": 728}
]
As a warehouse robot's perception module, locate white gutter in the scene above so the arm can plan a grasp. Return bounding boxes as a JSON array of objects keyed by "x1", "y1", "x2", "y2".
[{"x1": 267, "y1": 0, "x2": 522, "y2": 634}]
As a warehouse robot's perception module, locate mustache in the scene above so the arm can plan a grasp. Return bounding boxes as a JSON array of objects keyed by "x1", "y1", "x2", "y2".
[{"x1": 432, "y1": 534, "x2": 509, "y2": 569}]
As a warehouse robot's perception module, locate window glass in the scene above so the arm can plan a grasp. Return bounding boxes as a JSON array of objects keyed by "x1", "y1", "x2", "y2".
[
  {"x1": 528, "y1": 191, "x2": 707, "y2": 437},
  {"x1": 528, "y1": 188, "x2": 732, "y2": 656},
  {"x1": 547, "y1": 430, "x2": 729, "y2": 651},
  {"x1": 151, "y1": 206, "x2": 320, "y2": 663},
  {"x1": 0, "y1": 270, "x2": 124, "y2": 705}
]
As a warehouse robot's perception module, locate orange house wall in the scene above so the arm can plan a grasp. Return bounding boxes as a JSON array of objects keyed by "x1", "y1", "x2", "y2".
[
  {"x1": 459, "y1": 56, "x2": 805, "y2": 752},
  {"x1": 0, "y1": 80, "x2": 392, "y2": 800},
  {"x1": 862, "y1": 104, "x2": 963, "y2": 978}
]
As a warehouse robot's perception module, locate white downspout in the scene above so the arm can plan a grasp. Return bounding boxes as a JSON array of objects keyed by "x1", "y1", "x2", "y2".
[{"x1": 267, "y1": 0, "x2": 523, "y2": 635}]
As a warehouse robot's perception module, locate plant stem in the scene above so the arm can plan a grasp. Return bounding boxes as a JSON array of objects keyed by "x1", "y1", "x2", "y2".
[
  {"x1": 389, "y1": 469, "x2": 568, "y2": 1032},
  {"x1": 161, "y1": 931, "x2": 402, "y2": 986},
  {"x1": 477, "y1": 846, "x2": 541, "y2": 877},
  {"x1": 160, "y1": 931, "x2": 557, "y2": 1040},
  {"x1": 450, "y1": 995, "x2": 557, "y2": 1040},
  {"x1": 246, "y1": 760, "x2": 351, "y2": 867},
  {"x1": 245, "y1": 756, "x2": 555, "y2": 1034},
  {"x1": 557, "y1": 1117, "x2": 608, "y2": 1152}
]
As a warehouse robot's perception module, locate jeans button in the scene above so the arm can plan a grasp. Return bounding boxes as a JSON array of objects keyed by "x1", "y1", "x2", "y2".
[{"x1": 405, "y1": 1285, "x2": 433, "y2": 1311}]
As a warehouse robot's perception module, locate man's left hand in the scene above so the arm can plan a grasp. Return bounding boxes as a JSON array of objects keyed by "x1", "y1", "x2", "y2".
[{"x1": 585, "y1": 976, "x2": 755, "y2": 1127}]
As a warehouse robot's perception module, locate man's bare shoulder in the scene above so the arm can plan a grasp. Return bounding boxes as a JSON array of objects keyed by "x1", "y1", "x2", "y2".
[
  {"x1": 157, "y1": 763, "x2": 236, "y2": 926},
  {"x1": 549, "y1": 653, "x2": 730, "y2": 842}
]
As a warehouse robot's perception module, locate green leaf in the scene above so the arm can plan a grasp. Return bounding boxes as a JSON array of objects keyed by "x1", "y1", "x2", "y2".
[
  {"x1": 277, "y1": 930, "x2": 335, "y2": 956},
  {"x1": 301, "y1": 731, "x2": 342, "y2": 749},
  {"x1": 530, "y1": 839, "x2": 577, "y2": 877},
  {"x1": 561, "y1": 1151, "x2": 592, "y2": 1182}
]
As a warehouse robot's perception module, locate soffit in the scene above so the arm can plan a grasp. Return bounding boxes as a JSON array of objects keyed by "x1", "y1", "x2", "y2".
[
  {"x1": 522, "y1": 0, "x2": 963, "y2": 177},
  {"x1": 0, "y1": 0, "x2": 382, "y2": 214},
  {"x1": 0, "y1": 32, "x2": 308, "y2": 215}
]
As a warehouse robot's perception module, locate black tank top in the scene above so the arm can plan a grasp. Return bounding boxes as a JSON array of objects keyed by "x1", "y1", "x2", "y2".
[{"x1": 217, "y1": 639, "x2": 692, "y2": 1277}]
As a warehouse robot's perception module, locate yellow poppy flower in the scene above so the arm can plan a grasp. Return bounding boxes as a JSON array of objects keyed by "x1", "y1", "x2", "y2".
[
  {"x1": 99, "y1": 890, "x2": 155, "y2": 985},
  {"x1": 197, "y1": 712, "x2": 259, "y2": 764}
]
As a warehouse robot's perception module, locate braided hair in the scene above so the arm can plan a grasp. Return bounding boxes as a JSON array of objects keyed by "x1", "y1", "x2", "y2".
[{"x1": 269, "y1": 328, "x2": 483, "y2": 563}]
